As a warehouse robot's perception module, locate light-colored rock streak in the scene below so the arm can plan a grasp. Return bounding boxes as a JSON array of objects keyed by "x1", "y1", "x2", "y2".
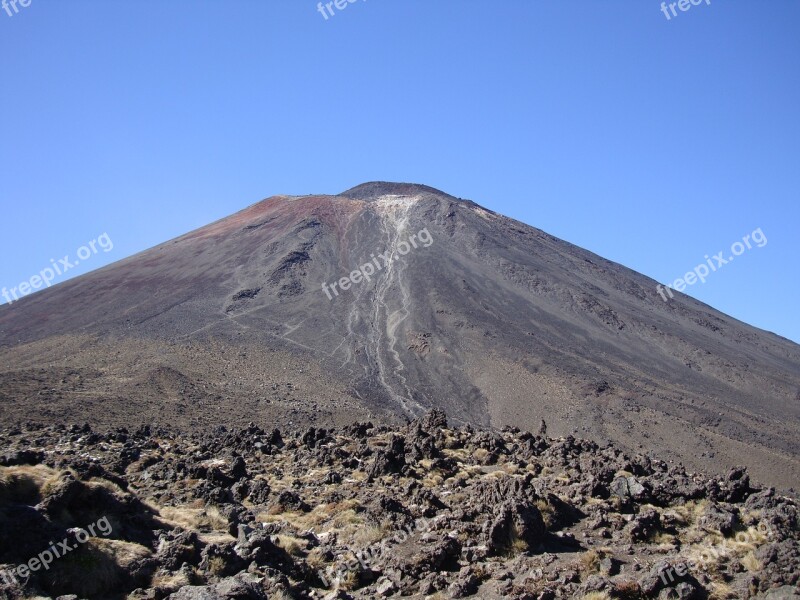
[{"x1": 368, "y1": 196, "x2": 425, "y2": 415}]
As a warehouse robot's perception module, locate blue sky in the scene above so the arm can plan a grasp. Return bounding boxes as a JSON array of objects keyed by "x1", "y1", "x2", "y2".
[{"x1": 1, "y1": 1, "x2": 798, "y2": 343}]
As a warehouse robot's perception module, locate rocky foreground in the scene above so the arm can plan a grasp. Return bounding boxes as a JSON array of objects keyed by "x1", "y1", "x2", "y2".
[{"x1": 0, "y1": 411, "x2": 798, "y2": 600}]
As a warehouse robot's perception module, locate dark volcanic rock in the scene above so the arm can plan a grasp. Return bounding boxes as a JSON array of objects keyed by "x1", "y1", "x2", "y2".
[
  {"x1": 167, "y1": 573, "x2": 268, "y2": 600},
  {"x1": 0, "y1": 411, "x2": 798, "y2": 600}
]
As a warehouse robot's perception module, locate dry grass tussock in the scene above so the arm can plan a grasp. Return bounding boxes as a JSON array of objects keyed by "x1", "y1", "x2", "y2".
[
  {"x1": 158, "y1": 504, "x2": 229, "y2": 532},
  {"x1": 0, "y1": 465, "x2": 59, "y2": 504}
]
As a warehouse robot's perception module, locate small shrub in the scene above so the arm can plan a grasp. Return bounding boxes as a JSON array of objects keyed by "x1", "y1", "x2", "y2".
[
  {"x1": 274, "y1": 534, "x2": 306, "y2": 557},
  {"x1": 498, "y1": 525, "x2": 528, "y2": 557},
  {"x1": 536, "y1": 498, "x2": 556, "y2": 529},
  {"x1": 0, "y1": 465, "x2": 57, "y2": 505},
  {"x1": 306, "y1": 547, "x2": 330, "y2": 570},
  {"x1": 207, "y1": 555, "x2": 227, "y2": 576},
  {"x1": 578, "y1": 549, "x2": 602, "y2": 573},
  {"x1": 339, "y1": 570, "x2": 359, "y2": 591},
  {"x1": 472, "y1": 448, "x2": 490, "y2": 462},
  {"x1": 741, "y1": 551, "x2": 761, "y2": 572},
  {"x1": 354, "y1": 525, "x2": 386, "y2": 546}
]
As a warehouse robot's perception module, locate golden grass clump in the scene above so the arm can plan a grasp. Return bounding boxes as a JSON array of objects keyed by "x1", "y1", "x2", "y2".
[
  {"x1": 442, "y1": 447, "x2": 470, "y2": 462},
  {"x1": 510, "y1": 534, "x2": 528, "y2": 555},
  {"x1": 338, "y1": 570, "x2": 359, "y2": 591},
  {"x1": 43, "y1": 538, "x2": 151, "y2": 598},
  {"x1": 707, "y1": 581, "x2": 737, "y2": 600},
  {"x1": 306, "y1": 546, "x2": 330, "y2": 570},
  {"x1": 535, "y1": 498, "x2": 560, "y2": 530},
  {"x1": 661, "y1": 508, "x2": 689, "y2": 528},
  {"x1": 206, "y1": 555, "x2": 228, "y2": 576},
  {"x1": 331, "y1": 508, "x2": 364, "y2": 529},
  {"x1": 741, "y1": 551, "x2": 761, "y2": 572},
  {"x1": 421, "y1": 473, "x2": 445, "y2": 488},
  {"x1": 158, "y1": 505, "x2": 228, "y2": 533},
  {"x1": 0, "y1": 465, "x2": 59, "y2": 505},
  {"x1": 256, "y1": 504, "x2": 330, "y2": 531},
  {"x1": 578, "y1": 548, "x2": 603, "y2": 573},
  {"x1": 274, "y1": 534, "x2": 307, "y2": 557},
  {"x1": 496, "y1": 525, "x2": 528, "y2": 557},
  {"x1": 472, "y1": 448, "x2": 490, "y2": 462},
  {"x1": 677, "y1": 500, "x2": 709, "y2": 527},
  {"x1": 354, "y1": 524, "x2": 387, "y2": 546},
  {"x1": 652, "y1": 531, "x2": 678, "y2": 548},
  {"x1": 151, "y1": 567, "x2": 195, "y2": 591}
]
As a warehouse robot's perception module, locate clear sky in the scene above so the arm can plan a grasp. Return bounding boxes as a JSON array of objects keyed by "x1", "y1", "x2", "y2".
[{"x1": 1, "y1": 1, "x2": 798, "y2": 343}]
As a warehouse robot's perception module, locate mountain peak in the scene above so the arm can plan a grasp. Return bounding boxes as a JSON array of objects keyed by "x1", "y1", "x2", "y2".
[{"x1": 340, "y1": 181, "x2": 456, "y2": 201}]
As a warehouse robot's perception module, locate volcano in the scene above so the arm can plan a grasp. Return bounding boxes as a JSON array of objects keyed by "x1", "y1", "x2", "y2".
[{"x1": 1, "y1": 182, "x2": 798, "y2": 489}]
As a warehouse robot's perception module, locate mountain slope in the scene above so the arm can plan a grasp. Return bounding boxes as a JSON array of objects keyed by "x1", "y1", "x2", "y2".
[{"x1": 1, "y1": 182, "x2": 799, "y2": 489}]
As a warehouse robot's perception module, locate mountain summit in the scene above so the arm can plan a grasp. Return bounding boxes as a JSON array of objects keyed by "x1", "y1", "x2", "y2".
[
  {"x1": 340, "y1": 181, "x2": 458, "y2": 200},
  {"x1": 1, "y1": 183, "x2": 798, "y2": 489}
]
